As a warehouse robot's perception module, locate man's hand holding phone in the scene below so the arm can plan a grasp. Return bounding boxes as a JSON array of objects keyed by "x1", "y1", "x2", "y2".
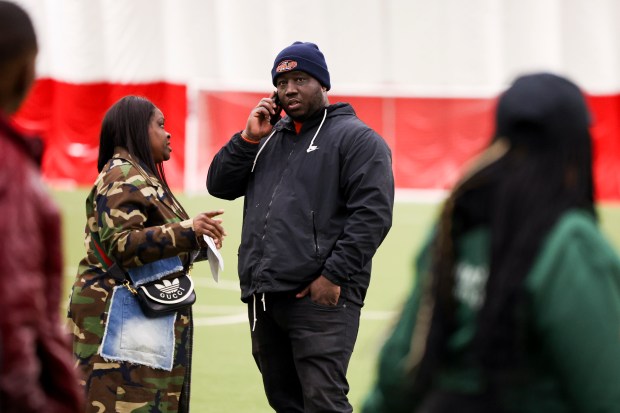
[
  {"x1": 241, "y1": 91, "x2": 282, "y2": 143},
  {"x1": 270, "y1": 92, "x2": 282, "y2": 125}
]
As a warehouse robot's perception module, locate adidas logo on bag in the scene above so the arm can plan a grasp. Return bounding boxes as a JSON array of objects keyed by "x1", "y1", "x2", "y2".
[
  {"x1": 155, "y1": 278, "x2": 183, "y2": 295},
  {"x1": 141, "y1": 275, "x2": 195, "y2": 305}
]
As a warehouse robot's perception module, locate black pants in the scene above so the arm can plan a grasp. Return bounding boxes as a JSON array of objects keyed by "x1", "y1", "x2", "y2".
[{"x1": 248, "y1": 292, "x2": 361, "y2": 413}]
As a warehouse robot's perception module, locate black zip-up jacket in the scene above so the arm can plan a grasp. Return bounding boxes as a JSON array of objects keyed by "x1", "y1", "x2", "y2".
[{"x1": 207, "y1": 103, "x2": 394, "y2": 305}]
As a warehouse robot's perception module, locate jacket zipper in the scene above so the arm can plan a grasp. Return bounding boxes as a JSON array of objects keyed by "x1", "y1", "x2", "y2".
[{"x1": 312, "y1": 211, "x2": 320, "y2": 259}]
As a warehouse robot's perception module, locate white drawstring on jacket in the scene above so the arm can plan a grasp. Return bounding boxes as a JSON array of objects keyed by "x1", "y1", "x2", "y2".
[
  {"x1": 251, "y1": 130, "x2": 277, "y2": 172},
  {"x1": 251, "y1": 292, "x2": 266, "y2": 332},
  {"x1": 306, "y1": 108, "x2": 326, "y2": 153},
  {"x1": 251, "y1": 108, "x2": 327, "y2": 172}
]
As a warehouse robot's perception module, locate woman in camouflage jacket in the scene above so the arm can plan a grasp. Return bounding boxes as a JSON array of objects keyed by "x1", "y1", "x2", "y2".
[{"x1": 68, "y1": 96, "x2": 226, "y2": 413}]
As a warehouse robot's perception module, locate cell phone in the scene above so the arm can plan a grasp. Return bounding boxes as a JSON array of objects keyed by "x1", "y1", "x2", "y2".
[{"x1": 270, "y1": 92, "x2": 282, "y2": 125}]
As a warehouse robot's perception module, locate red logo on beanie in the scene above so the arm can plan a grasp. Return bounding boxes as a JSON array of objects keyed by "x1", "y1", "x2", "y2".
[{"x1": 276, "y1": 60, "x2": 298, "y2": 73}]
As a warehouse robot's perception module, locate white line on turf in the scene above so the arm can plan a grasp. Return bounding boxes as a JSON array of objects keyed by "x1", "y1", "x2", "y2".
[{"x1": 192, "y1": 308, "x2": 396, "y2": 327}]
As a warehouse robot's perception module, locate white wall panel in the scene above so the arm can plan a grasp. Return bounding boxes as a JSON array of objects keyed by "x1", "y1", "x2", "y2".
[
  {"x1": 561, "y1": 0, "x2": 620, "y2": 93},
  {"x1": 384, "y1": 0, "x2": 505, "y2": 95},
  {"x1": 501, "y1": 0, "x2": 563, "y2": 81},
  {"x1": 12, "y1": 0, "x2": 620, "y2": 93}
]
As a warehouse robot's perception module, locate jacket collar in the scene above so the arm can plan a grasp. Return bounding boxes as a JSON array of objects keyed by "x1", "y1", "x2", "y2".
[
  {"x1": 111, "y1": 148, "x2": 188, "y2": 220},
  {"x1": 277, "y1": 102, "x2": 353, "y2": 133}
]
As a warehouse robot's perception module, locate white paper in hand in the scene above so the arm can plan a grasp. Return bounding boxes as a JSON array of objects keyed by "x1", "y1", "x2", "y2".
[{"x1": 203, "y1": 235, "x2": 224, "y2": 282}]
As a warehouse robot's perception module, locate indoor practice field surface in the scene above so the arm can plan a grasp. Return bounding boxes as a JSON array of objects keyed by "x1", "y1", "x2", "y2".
[{"x1": 53, "y1": 189, "x2": 620, "y2": 412}]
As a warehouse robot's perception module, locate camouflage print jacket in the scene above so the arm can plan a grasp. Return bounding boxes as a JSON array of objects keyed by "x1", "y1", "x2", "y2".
[
  {"x1": 80, "y1": 148, "x2": 201, "y2": 274},
  {"x1": 69, "y1": 148, "x2": 202, "y2": 412}
]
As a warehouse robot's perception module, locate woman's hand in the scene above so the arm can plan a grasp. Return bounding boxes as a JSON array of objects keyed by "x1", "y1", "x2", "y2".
[{"x1": 193, "y1": 210, "x2": 226, "y2": 249}]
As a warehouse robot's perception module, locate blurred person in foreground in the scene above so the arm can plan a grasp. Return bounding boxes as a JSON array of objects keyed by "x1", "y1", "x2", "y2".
[
  {"x1": 0, "y1": 1, "x2": 83, "y2": 412},
  {"x1": 362, "y1": 72, "x2": 620, "y2": 413},
  {"x1": 68, "y1": 95, "x2": 226, "y2": 412},
  {"x1": 207, "y1": 41, "x2": 394, "y2": 412}
]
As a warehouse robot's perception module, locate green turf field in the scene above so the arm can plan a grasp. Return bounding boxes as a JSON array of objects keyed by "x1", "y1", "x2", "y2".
[{"x1": 52, "y1": 189, "x2": 620, "y2": 412}]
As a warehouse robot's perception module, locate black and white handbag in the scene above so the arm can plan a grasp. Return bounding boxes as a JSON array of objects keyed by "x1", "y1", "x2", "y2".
[
  {"x1": 134, "y1": 269, "x2": 196, "y2": 316},
  {"x1": 103, "y1": 255, "x2": 196, "y2": 318}
]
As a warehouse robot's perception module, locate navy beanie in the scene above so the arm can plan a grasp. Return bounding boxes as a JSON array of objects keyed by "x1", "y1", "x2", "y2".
[{"x1": 271, "y1": 41, "x2": 331, "y2": 91}]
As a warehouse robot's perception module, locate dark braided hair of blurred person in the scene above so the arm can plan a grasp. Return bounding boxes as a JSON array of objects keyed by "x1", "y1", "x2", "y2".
[
  {"x1": 97, "y1": 95, "x2": 187, "y2": 215},
  {"x1": 409, "y1": 73, "x2": 596, "y2": 408}
]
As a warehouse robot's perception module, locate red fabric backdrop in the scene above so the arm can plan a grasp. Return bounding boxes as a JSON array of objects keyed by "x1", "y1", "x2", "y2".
[
  {"x1": 12, "y1": 79, "x2": 187, "y2": 188},
  {"x1": 11, "y1": 79, "x2": 620, "y2": 201}
]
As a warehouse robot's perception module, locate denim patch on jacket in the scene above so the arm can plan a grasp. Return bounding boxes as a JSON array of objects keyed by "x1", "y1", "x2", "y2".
[
  {"x1": 100, "y1": 286, "x2": 176, "y2": 370},
  {"x1": 127, "y1": 256, "x2": 184, "y2": 286}
]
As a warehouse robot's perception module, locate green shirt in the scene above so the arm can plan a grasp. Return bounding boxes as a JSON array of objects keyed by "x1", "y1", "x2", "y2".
[{"x1": 363, "y1": 210, "x2": 620, "y2": 413}]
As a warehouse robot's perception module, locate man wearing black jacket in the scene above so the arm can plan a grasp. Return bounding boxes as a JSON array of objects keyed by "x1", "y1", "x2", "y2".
[{"x1": 207, "y1": 41, "x2": 394, "y2": 413}]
